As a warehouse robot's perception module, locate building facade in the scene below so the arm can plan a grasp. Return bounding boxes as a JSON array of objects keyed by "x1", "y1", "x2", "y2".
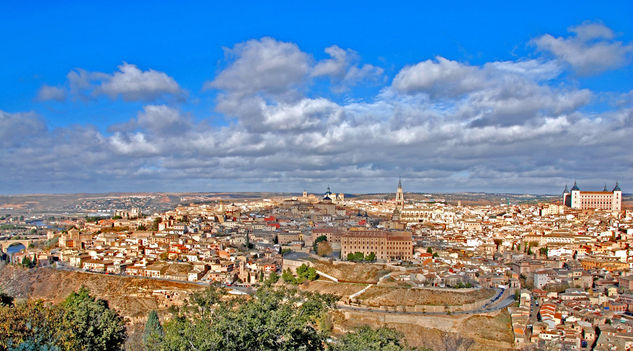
[
  {"x1": 562, "y1": 182, "x2": 622, "y2": 211},
  {"x1": 340, "y1": 229, "x2": 413, "y2": 261}
]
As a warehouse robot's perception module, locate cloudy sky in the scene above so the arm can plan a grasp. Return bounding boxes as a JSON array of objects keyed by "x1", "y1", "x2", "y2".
[{"x1": 1, "y1": 1, "x2": 632, "y2": 194}]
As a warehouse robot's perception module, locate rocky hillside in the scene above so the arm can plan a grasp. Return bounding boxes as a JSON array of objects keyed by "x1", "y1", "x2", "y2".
[{"x1": 0, "y1": 265, "x2": 204, "y2": 322}]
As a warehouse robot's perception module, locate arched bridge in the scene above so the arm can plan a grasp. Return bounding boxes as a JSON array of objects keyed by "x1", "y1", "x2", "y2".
[{"x1": 0, "y1": 240, "x2": 32, "y2": 252}]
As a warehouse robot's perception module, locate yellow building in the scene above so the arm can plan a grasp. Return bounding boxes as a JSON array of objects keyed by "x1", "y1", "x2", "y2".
[{"x1": 340, "y1": 230, "x2": 412, "y2": 261}]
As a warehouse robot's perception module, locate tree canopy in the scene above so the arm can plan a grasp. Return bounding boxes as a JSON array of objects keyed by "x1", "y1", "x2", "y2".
[
  {"x1": 313, "y1": 235, "x2": 328, "y2": 253},
  {"x1": 330, "y1": 326, "x2": 415, "y2": 351},
  {"x1": 159, "y1": 285, "x2": 337, "y2": 351},
  {"x1": 143, "y1": 310, "x2": 163, "y2": 350},
  {"x1": 0, "y1": 287, "x2": 127, "y2": 351}
]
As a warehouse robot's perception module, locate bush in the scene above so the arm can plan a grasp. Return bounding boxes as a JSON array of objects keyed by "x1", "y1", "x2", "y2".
[
  {"x1": 316, "y1": 241, "x2": 333, "y2": 257},
  {"x1": 160, "y1": 286, "x2": 337, "y2": 350},
  {"x1": 0, "y1": 287, "x2": 127, "y2": 351},
  {"x1": 347, "y1": 252, "x2": 365, "y2": 262},
  {"x1": 313, "y1": 235, "x2": 328, "y2": 253},
  {"x1": 331, "y1": 325, "x2": 414, "y2": 351}
]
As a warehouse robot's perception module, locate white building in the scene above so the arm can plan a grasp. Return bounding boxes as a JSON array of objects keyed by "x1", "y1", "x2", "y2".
[{"x1": 562, "y1": 181, "x2": 622, "y2": 211}]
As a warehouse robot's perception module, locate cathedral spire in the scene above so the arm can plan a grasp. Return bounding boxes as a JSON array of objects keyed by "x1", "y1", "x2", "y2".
[{"x1": 395, "y1": 178, "x2": 404, "y2": 209}]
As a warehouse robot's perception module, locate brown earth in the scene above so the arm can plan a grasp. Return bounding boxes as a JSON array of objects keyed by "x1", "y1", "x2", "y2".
[
  {"x1": 0, "y1": 265, "x2": 205, "y2": 327},
  {"x1": 357, "y1": 286, "x2": 496, "y2": 307},
  {"x1": 299, "y1": 280, "x2": 366, "y2": 299},
  {"x1": 331, "y1": 308, "x2": 514, "y2": 351}
]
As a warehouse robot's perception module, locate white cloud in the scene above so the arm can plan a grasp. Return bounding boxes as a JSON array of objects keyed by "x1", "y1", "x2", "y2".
[
  {"x1": 392, "y1": 57, "x2": 486, "y2": 97},
  {"x1": 136, "y1": 105, "x2": 192, "y2": 135},
  {"x1": 205, "y1": 37, "x2": 310, "y2": 98},
  {"x1": 0, "y1": 110, "x2": 46, "y2": 147},
  {"x1": 312, "y1": 45, "x2": 350, "y2": 78},
  {"x1": 98, "y1": 63, "x2": 184, "y2": 101},
  {"x1": 262, "y1": 98, "x2": 342, "y2": 131},
  {"x1": 36, "y1": 84, "x2": 67, "y2": 102},
  {"x1": 312, "y1": 45, "x2": 383, "y2": 91},
  {"x1": 109, "y1": 132, "x2": 161, "y2": 156},
  {"x1": 532, "y1": 22, "x2": 633, "y2": 75},
  {"x1": 61, "y1": 64, "x2": 184, "y2": 101},
  {"x1": 10, "y1": 30, "x2": 633, "y2": 193}
]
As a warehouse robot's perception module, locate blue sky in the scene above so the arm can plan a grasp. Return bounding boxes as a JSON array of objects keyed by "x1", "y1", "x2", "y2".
[{"x1": 1, "y1": 1, "x2": 632, "y2": 194}]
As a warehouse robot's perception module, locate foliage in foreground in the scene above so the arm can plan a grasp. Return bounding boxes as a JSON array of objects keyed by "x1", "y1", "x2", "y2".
[
  {"x1": 148, "y1": 285, "x2": 414, "y2": 351},
  {"x1": 331, "y1": 326, "x2": 415, "y2": 351},
  {"x1": 1, "y1": 284, "x2": 416, "y2": 351},
  {"x1": 0, "y1": 287, "x2": 127, "y2": 351}
]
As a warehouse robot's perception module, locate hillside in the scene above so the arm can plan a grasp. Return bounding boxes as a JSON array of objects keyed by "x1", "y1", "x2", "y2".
[{"x1": 0, "y1": 265, "x2": 204, "y2": 319}]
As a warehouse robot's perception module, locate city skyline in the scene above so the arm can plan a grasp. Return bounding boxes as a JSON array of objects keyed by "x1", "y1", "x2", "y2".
[{"x1": 1, "y1": 1, "x2": 633, "y2": 194}]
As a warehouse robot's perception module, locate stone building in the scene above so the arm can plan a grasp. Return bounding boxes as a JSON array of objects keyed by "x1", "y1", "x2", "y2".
[
  {"x1": 562, "y1": 181, "x2": 622, "y2": 211},
  {"x1": 340, "y1": 229, "x2": 412, "y2": 261}
]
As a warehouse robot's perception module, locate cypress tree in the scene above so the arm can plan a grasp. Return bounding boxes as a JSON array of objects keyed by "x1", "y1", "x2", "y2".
[{"x1": 143, "y1": 310, "x2": 163, "y2": 349}]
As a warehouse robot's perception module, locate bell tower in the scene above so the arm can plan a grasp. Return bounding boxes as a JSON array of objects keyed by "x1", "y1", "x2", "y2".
[{"x1": 395, "y1": 178, "x2": 404, "y2": 210}]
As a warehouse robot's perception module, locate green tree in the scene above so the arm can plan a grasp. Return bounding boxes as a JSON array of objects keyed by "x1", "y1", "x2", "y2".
[
  {"x1": 296, "y1": 264, "x2": 318, "y2": 282},
  {"x1": 160, "y1": 286, "x2": 336, "y2": 351},
  {"x1": 143, "y1": 310, "x2": 163, "y2": 350},
  {"x1": 539, "y1": 247, "x2": 548, "y2": 256},
  {"x1": 266, "y1": 271, "x2": 280, "y2": 285},
  {"x1": 150, "y1": 217, "x2": 162, "y2": 231},
  {"x1": 313, "y1": 235, "x2": 328, "y2": 253},
  {"x1": 0, "y1": 300, "x2": 62, "y2": 350},
  {"x1": 21, "y1": 256, "x2": 35, "y2": 269},
  {"x1": 330, "y1": 325, "x2": 413, "y2": 351},
  {"x1": 316, "y1": 241, "x2": 333, "y2": 257},
  {"x1": 426, "y1": 247, "x2": 433, "y2": 254},
  {"x1": 282, "y1": 269, "x2": 296, "y2": 284},
  {"x1": 365, "y1": 253, "x2": 376, "y2": 262},
  {"x1": 0, "y1": 288, "x2": 13, "y2": 306},
  {"x1": 347, "y1": 252, "x2": 364, "y2": 262},
  {"x1": 58, "y1": 286, "x2": 127, "y2": 351}
]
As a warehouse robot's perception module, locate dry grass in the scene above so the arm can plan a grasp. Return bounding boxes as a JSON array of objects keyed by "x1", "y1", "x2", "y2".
[
  {"x1": 357, "y1": 286, "x2": 495, "y2": 306},
  {"x1": 0, "y1": 265, "x2": 204, "y2": 319},
  {"x1": 311, "y1": 260, "x2": 392, "y2": 283},
  {"x1": 299, "y1": 280, "x2": 366, "y2": 299},
  {"x1": 460, "y1": 309, "x2": 514, "y2": 343}
]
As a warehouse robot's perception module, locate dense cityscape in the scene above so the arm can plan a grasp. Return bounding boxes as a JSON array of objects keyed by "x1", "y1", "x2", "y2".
[{"x1": 0, "y1": 181, "x2": 632, "y2": 350}]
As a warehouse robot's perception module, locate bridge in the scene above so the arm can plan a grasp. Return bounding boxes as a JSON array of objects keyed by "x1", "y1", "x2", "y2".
[{"x1": 0, "y1": 239, "x2": 32, "y2": 252}]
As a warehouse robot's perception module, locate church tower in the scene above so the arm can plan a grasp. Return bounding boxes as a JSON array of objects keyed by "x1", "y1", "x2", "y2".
[{"x1": 395, "y1": 178, "x2": 404, "y2": 209}]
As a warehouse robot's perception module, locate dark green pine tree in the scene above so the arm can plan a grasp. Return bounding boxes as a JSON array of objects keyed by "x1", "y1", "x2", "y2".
[{"x1": 143, "y1": 310, "x2": 163, "y2": 349}]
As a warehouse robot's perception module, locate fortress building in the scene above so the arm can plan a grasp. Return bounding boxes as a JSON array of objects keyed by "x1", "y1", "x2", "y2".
[{"x1": 562, "y1": 181, "x2": 622, "y2": 211}]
